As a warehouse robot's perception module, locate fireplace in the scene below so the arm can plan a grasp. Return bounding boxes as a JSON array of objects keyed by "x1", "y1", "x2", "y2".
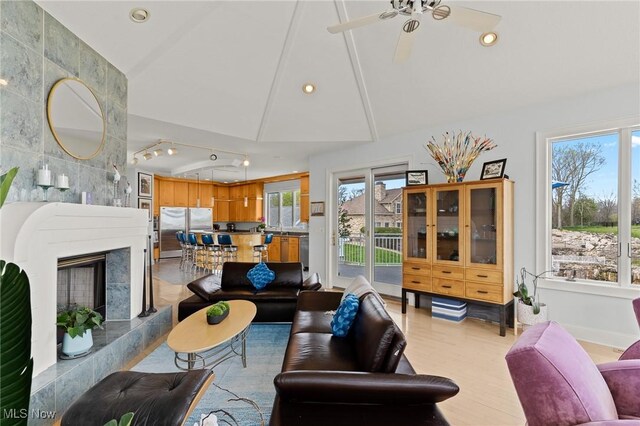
[{"x1": 57, "y1": 253, "x2": 107, "y2": 318}]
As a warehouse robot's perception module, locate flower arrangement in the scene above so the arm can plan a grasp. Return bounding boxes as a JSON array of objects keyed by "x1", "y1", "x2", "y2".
[
  {"x1": 257, "y1": 216, "x2": 266, "y2": 232},
  {"x1": 426, "y1": 131, "x2": 496, "y2": 182}
]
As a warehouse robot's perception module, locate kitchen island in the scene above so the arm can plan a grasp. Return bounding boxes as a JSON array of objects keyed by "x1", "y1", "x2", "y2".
[{"x1": 191, "y1": 231, "x2": 262, "y2": 262}]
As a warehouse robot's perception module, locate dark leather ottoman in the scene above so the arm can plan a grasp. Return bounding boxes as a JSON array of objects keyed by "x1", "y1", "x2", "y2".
[{"x1": 61, "y1": 370, "x2": 213, "y2": 426}]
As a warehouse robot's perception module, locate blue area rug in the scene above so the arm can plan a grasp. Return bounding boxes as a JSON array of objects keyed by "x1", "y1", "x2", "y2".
[{"x1": 132, "y1": 324, "x2": 290, "y2": 425}]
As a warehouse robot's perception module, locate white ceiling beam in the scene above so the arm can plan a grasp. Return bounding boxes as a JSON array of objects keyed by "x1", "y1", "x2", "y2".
[
  {"x1": 333, "y1": 0, "x2": 379, "y2": 142},
  {"x1": 255, "y1": 0, "x2": 305, "y2": 143}
]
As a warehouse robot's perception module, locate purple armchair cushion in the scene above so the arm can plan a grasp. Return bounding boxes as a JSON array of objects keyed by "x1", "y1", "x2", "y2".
[
  {"x1": 619, "y1": 341, "x2": 640, "y2": 361},
  {"x1": 598, "y1": 360, "x2": 640, "y2": 419},
  {"x1": 505, "y1": 322, "x2": 618, "y2": 426}
]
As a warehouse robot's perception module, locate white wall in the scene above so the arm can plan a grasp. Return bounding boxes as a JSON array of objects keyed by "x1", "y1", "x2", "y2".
[{"x1": 308, "y1": 83, "x2": 640, "y2": 347}]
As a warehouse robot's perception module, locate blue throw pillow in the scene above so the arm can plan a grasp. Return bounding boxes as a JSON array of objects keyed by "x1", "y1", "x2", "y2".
[
  {"x1": 247, "y1": 262, "x2": 275, "y2": 290},
  {"x1": 331, "y1": 293, "x2": 359, "y2": 337}
]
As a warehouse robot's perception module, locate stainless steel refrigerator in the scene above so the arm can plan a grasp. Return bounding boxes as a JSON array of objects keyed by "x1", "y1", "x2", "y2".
[{"x1": 160, "y1": 207, "x2": 213, "y2": 258}]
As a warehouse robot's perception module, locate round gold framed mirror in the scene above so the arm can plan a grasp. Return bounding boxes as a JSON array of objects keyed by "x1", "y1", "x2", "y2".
[{"x1": 47, "y1": 78, "x2": 106, "y2": 160}]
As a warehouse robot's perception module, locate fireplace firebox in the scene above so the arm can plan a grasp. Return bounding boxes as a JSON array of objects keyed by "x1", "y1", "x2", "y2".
[{"x1": 57, "y1": 253, "x2": 107, "y2": 318}]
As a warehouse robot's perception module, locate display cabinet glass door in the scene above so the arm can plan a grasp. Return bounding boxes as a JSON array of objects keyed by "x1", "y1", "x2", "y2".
[
  {"x1": 466, "y1": 184, "x2": 501, "y2": 268},
  {"x1": 434, "y1": 188, "x2": 462, "y2": 264},
  {"x1": 404, "y1": 190, "x2": 429, "y2": 261}
]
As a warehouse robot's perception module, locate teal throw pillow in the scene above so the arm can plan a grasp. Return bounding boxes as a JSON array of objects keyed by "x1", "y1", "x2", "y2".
[
  {"x1": 247, "y1": 262, "x2": 275, "y2": 290},
  {"x1": 331, "y1": 293, "x2": 359, "y2": 337}
]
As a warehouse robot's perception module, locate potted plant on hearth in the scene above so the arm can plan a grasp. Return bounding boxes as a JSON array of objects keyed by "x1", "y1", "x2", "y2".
[
  {"x1": 513, "y1": 267, "x2": 551, "y2": 328},
  {"x1": 206, "y1": 301, "x2": 230, "y2": 324},
  {"x1": 56, "y1": 305, "x2": 104, "y2": 357}
]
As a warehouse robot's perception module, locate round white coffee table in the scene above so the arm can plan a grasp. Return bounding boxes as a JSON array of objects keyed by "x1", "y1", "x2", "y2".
[{"x1": 167, "y1": 300, "x2": 257, "y2": 370}]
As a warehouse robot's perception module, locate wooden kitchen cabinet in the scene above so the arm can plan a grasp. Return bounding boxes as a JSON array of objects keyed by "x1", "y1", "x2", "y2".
[
  {"x1": 268, "y1": 236, "x2": 281, "y2": 262},
  {"x1": 287, "y1": 236, "x2": 299, "y2": 262},
  {"x1": 300, "y1": 176, "x2": 309, "y2": 222},
  {"x1": 158, "y1": 179, "x2": 174, "y2": 206},
  {"x1": 173, "y1": 181, "x2": 189, "y2": 206},
  {"x1": 401, "y1": 179, "x2": 514, "y2": 336},
  {"x1": 153, "y1": 177, "x2": 160, "y2": 215},
  {"x1": 215, "y1": 186, "x2": 229, "y2": 222}
]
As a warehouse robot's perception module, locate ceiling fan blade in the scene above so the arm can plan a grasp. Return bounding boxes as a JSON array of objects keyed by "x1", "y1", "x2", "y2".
[
  {"x1": 445, "y1": 5, "x2": 501, "y2": 32},
  {"x1": 393, "y1": 16, "x2": 421, "y2": 64},
  {"x1": 327, "y1": 10, "x2": 397, "y2": 34}
]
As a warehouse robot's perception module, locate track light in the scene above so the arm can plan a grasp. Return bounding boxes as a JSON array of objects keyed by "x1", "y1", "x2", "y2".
[
  {"x1": 167, "y1": 146, "x2": 177, "y2": 155},
  {"x1": 153, "y1": 148, "x2": 163, "y2": 157},
  {"x1": 243, "y1": 157, "x2": 250, "y2": 167},
  {"x1": 130, "y1": 156, "x2": 138, "y2": 165},
  {"x1": 210, "y1": 153, "x2": 218, "y2": 161},
  {"x1": 143, "y1": 152, "x2": 152, "y2": 160}
]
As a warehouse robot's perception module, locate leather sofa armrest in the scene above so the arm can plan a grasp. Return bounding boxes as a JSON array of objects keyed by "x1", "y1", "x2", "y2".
[
  {"x1": 273, "y1": 371, "x2": 459, "y2": 404},
  {"x1": 619, "y1": 340, "x2": 640, "y2": 360},
  {"x1": 296, "y1": 291, "x2": 343, "y2": 312},
  {"x1": 598, "y1": 360, "x2": 640, "y2": 418},
  {"x1": 301, "y1": 273, "x2": 322, "y2": 291}
]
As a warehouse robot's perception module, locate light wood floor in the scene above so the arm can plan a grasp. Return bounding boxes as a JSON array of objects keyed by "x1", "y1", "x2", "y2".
[{"x1": 144, "y1": 260, "x2": 622, "y2": 425}]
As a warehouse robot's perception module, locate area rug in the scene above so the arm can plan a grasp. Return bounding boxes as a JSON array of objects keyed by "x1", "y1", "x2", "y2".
[{"x1": 131, "y1": 324, "x2": 290, "y2": 426}]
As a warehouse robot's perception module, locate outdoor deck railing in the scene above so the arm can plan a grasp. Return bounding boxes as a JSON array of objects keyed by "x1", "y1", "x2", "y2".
[{"x1": 338, "y1": 234, "x2": 402, "y2": 266}]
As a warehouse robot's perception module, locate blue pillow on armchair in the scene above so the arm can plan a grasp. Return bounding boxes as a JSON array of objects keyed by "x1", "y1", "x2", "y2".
[
  {"x1": 331, "y1": 293, "x2": 359, "y2": 337},
  {"x1": 247, "y1": 262, "x2": 275, "y2": 290}
]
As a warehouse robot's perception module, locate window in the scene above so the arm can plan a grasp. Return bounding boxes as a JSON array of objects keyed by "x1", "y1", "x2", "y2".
[
  {"x1": 537, "y1": 120, "x2": 640, "y2": 288},
  {"x1": 384, "y1": 222, "x2": 390, "y2": 228},
  {"x1": 264, "y1": 179, "x2": 302, "y2": 229},
  {"x1": 395, "y1": 202, "x2": 402, "y2": 214},
  {"x1": 396, "y1": 221, "x2": 402, "y2": 228},
  {"x1": 375, "y1": 222, "x2": 381, "y2": 227}
]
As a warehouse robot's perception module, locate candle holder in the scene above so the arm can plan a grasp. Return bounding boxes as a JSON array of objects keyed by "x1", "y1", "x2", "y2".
[
  {"x1": 38, "y1": 184, "x2": 54, "y2": 202},
  {"x1": 57, "y1": 186, "x2": 69, "y2": 202}
]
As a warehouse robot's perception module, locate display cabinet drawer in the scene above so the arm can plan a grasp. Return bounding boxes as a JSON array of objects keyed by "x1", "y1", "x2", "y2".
[
  {"x1": 465, "y1": 268, "x2": 503, "y2": 285},
  {"x1": 466, "y1": 282, "x2": 503, "y2": 303},
  {"x1": 432, "y1": 265, "x2": 464, "y2": 280},
  {"x1": 432, "y1": 278, "x2": 465, "y2": 297},
  {"x1": 403, "y1": 262, "x2": 431, "y2": 276},
  {"x1": 403, "y1": 274, "x2": 432, "y2": 292}
]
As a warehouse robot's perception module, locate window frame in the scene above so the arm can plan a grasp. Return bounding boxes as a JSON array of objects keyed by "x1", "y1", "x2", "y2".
[
  {"x1": 265, "y1": 189, "x2": 301, "y2": 229},
  {"x1": 395, "y1": 202, "x2": 402, "y2": 214},
  {"x1": 536, "y1": 117, "x2": 640, "y2": 296}
]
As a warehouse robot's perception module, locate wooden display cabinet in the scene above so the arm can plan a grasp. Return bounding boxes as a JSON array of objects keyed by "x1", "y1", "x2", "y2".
[{"x1": 401, "y1": 179, "x2": 514, "y2": 336}]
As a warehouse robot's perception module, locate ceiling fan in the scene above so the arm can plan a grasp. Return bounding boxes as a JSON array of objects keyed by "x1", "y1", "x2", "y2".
[{"x1": 327, "y1": 0, "x2": 501, "y2": 63}]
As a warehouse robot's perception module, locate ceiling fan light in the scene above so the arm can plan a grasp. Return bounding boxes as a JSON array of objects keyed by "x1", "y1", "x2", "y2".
[
  {"x1": 480, "y1": 32, "x2": 498, "y2": 46},
  {"x1": 143, "y1": 152, "x2": 152, "y2": 160},
  {"x1": 302, "y1": 83, "x2": 316, "y2": 94}
]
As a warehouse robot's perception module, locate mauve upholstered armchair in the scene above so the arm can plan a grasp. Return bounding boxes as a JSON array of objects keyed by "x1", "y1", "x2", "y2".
[
  {"x1": 505, "y1": 321, "x2": 640, "y2": 425},
  {"x1": 619, "y1": 297, "x2": 640, "y2": 360}
]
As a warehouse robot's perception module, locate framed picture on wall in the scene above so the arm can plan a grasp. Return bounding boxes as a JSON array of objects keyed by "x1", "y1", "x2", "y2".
[
  {"x1": 311, "y1": 201, "x2": 325, "y2": 217},
  {"x1": 480, "y1": 159, "x2": 507, "y2": 180},
  {"x1": 405, "y1": 170, "x2": 428, "y2": 186},
  {"x1": 138, "y1": 172, "x2": 152, "y2": 197},
  {"x1": 138, "y1": 198, "x2": 152, "y2": 218}
]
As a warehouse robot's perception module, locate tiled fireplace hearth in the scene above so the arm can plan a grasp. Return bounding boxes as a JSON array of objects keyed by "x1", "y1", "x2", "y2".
[
  {"x1": 0, "y1": 202, "x2": 149, "y2": 375},
  {"x1": 0, "y1": 203, "x2": 175, "y2": 424}
]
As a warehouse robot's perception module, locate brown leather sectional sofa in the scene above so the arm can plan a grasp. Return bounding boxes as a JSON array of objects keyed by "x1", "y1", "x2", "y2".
[
  {"x1": 270, "y1": 290, "x2": 460, "y2": 425},
  {"x1": 178, "y1": 262, "x2": 321, "y2": 322}
]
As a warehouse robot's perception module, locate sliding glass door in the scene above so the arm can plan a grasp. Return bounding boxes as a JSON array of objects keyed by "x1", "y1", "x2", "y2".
[{"x1": 331, "y1": 165, "x2": 407, "y2": 296}]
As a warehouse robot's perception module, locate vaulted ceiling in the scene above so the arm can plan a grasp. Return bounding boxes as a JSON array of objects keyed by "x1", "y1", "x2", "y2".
[{"x1": 39, "y1": 0, "x2": 640, "y2": 181}]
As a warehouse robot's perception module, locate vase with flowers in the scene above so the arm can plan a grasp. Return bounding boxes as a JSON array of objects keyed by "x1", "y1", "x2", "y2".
[
  {"x1": 425, "y1": 131, "x2": 496, "y2": 183},
  {"x1": 257, "y1": 216, "x2": 266, "y2": 234}
]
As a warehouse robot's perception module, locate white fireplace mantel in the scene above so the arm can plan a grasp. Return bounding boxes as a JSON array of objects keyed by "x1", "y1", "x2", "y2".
[{"x1": 0, "y1": 202, "x2": 148, "y2": 376}]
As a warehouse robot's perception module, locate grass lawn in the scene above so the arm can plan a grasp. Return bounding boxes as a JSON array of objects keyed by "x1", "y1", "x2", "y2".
[
  {"x1": 343, "y1": 243, "x2": 401, "y2": 264},
  {"x1": 562, "y1": 225, "x2": 640, "y2": 239}
]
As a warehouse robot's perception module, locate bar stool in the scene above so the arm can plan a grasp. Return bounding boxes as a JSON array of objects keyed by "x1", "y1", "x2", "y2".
[
  {"x1": 253, "y1": 233, "x2": 273, "y2": 262},
  {"x1": 188, "y1": 233, "x2": 204, "y2": 273},
  {"x1": 217, "y1": 234, "x2": 238, "y2": 264},
  {"x1": 201, "y1": 233, "x2": 222, "y2": 274},
  {"x1": 177, "y1": 231, "x2": 192, "y2": 270}
]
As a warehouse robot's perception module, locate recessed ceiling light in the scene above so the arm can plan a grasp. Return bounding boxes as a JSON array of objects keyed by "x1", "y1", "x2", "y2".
[
  {"x1": 234, "y1": 179, "x2": 239, "y2": 182},
  {"x1": 292, "y1": 170, "x2": 299, "y2": 173},
  {"x1": 130, "y1": 8, "x2": 150, "y2": 23},
  {"x1": 302, "y1": 83, "x2": 316, "y2": 94},
  {"x1": 480, "y1": 32, "x2": 498, "y2": 47},
  {"x1": 0, "y1": 78, "x2": 8, "y2": 86}
]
